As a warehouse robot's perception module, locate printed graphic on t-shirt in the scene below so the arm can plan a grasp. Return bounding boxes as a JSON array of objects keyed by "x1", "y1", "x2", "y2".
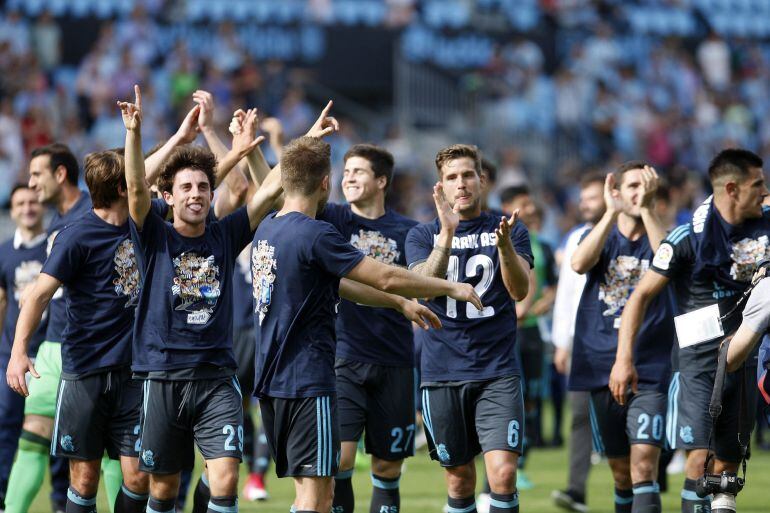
[
  {"x1": 252, "y1": 240, "x2": 277, "y2": 325},
  {"x1": 113, "y1": 239, "x2": 140, "y2": 307},
  {"x1": 599, "y1": 255, "x2": 649, "y2": 316},
  {"x1": 13, "y1": 260, "x2": 42, "y2": 301},
  {"x1": 730, "y1": 236, "x2": 769, "y2": 282},
  {"x1": 171, "y1": 252, "x2": 221, "y2": 324},
  {"x1": 350, "y1": 229, "x2": 399, "y2": 265}
]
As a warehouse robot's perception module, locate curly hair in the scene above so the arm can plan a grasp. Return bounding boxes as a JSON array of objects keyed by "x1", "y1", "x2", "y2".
[{"x1": 156, "y1": 145, "x2": 217, "y2": 194}]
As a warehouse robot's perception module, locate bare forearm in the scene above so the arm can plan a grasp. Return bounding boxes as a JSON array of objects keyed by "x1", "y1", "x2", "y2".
[
  {"x1": 616, "y1": 293, "x2": 650, "y2": 362},
  {"x1": 412, "y1": 230, "x2": 454, "y2": 278},
  {"x1": 245, "y1": 148, "x2": 272, "y2": 186},
  {"x1": 201, "y1": 126, "x2": 243, "y2": 188},
  {"x1": 125, "y1": 128, "x2": 151, "y2": 222},
  {"x1": 11, "y1": 296, "x2": 48, "y2": 357},
  {"x1": 380, "y1": 266, "x2": 455, "y2": 298},
  {"x1": 499, "y1": 244, "x2": 530, "y2": 300},
  {"x1": 571, "y1": 210, "x2": 617, "y2": 273},
  {"x1": 340, "y1": 278, "x2": 404, "y2": 310},
  {"x1": 144, "y1": 133, "x2": 183, "y2": 185},
  {"x1": 727, "y1": 326, "x2": 763, "y2": 371},
  {"x1": 641, "y1": 208, "x2": 666, "y2": 252}
]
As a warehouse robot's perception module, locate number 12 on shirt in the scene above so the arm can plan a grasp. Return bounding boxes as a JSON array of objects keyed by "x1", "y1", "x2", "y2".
[{"x1": 445, "y1": 254, "x2": 495, "y2": 319}]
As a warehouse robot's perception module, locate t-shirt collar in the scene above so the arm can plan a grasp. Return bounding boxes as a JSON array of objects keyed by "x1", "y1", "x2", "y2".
[{"x1": 13, "y1": 229, "x2": 47, "y2": 250}]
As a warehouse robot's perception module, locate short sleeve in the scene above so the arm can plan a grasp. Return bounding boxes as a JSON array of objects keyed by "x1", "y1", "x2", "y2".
[
  {"x1": 41, "y1": 227, "x2": 82, "y2": 284},
  {"x1": 740, "y1": 278, "x2": 770, "y2": 334},
  {"x1": 512, "y1": 223, "x2": 534, "y2": 269},
  {"x1": 312, "y1": 224, "x2": 366, "y2": 278},
  {"x1": 150, "y1": 198, "x2": 170, "y2": 219},
  {"x1": 651, "y1": 224, "x2": 693, "y2": 279},
  {"x1": 405, "y1": 224, "x2": 433, "y2": 269},
  {"x1": 129, "y1": 207, "x2": 165, "y2": 254},
  {"x1": 218, "y1": 207, "x2": 253, "y2": 254}
]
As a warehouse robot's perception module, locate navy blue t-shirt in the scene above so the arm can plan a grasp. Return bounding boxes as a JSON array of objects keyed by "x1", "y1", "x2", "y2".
[
  {"x1": 318, "y1": 203, "x2": 419, "y2": 367},
  {"x1": 0, "y1": 234, "x2": 48, "y2": 361},
  {"x1": 232, "y1": 247, "x2": 253, "y2": 332},
  {"x1": 130, "y1": 206, "x2": 253, "y2": 373},
  {"x1": 651, "y1": 202, "x2": 770, "y2": 371},
  {"x1": 43, "y1": 211, "x2": 142, "y2": 377},
  {"x1": 44, "y1": 192, "x2": 92, "y2": 343},
  {"x1": 252, "y1": 212, "x2": 365, "y2": 399},
  {"x1": 569, "y1": 227, "x2": 675, "y2": 392},
  {"x1": 405, "y1": 211, "x2": 534, "y2": 383}
]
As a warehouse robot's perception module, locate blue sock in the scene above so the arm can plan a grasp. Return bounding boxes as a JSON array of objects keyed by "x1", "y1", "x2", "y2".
[
  {"x1": 447, "y1": 495, "x2": 476, "y2": 513},
  {"x1": 207, "y1": 495, "x2": 237, "y2": 513},
  {"x1": 66, "y1": 487, "x2": 97, "y2": 513},
  {"x1": 370, "y1": 473, "x2": 399, "y2": 513},
  {"x1": 489, "y1": 492, "x2": 519, "y2": 512},
  {"x1": 615, "y1": 487, "x2": 633, "y2": 513},
  {"x1": 632, "y1": 481, "x2": 661, "y2": 513},
  {"x1": 681, "y1": 478, "x2": 709, "y2": 513}
]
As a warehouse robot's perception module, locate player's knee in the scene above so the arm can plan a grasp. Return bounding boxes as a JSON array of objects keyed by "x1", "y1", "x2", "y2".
[
  {"x1": 122, "y1": 468, "x2": 149, "y2": 494},
  {"x1": 488, "y1": 462, "x2": 518, "y2": 493},
  {"x1": 685, "y1": 449, "x2": 709, "y2": 478},
  {"x1": 208, "y1": 465, "x2": 239, "y2": 494},
  {"x1": 22, "y1": 414, "x2": 53, "y2": 439},
  {"x1": 630, "y1": 456, "x2": 656, "y2": 483},
  {"x1": 371, "y1": 457, "x2": 401, "y2": 479},
  {"x1": 446, "y1": 466, "x2": 476, "y2": 497},
  {"x1": 70, "y1": 463, "x2": 101, "y2": 496}
]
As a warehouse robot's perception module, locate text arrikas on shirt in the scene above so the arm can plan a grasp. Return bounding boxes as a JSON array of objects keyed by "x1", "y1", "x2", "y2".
[{"x1": 432, "y1": 232, "x2": 498, "y2": 250}]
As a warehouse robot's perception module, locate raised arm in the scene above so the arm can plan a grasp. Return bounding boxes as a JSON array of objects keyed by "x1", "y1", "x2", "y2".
[
  {"x1": 346, "y1": 256, "x2": 482, "y2": 310},
  {"x1": 608, "y1": 269, "x2": 670, "y2": 405},
  {"x1": 6, "y1": 273, "x2": 61, "y2": 396},
  {"x1": 411, "y1": 183, "x2": 459, "y2": 278},
  {"x1": 639, "y1": 165, "x2": 666, "y2": 252},
  {"x1": 339, "y1": 278, "x2": 441, "y2": 330},
  {"x1": 118, "y1": 84, "x2": 151, "y2": 229},
  {"x1": 571, "y1": 173, "x2": 619, "y2": 274},
  {"x1": 144, "y1": 104, "x2": 201, "y2": 185},
  {"x1": 496, "y1": 211, "x2": 530, "y2": 301}
]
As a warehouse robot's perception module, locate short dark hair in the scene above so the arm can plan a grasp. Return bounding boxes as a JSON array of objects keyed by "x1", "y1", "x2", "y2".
[
  {"x1": 579, "y1": 171, "x2": 606, "y2": 189},
  {"x1": 499, "y1": 185, "x2": 530, "y2": 205},
  {"x1": 9, "y1": 184, "x2": 33, "y2": 203},
  {"x1": 281, "y1": 136, "x2": 331, "y2": 196},
  {"x1": 30, "y1": 143, "x2": 79, "y2": 186},
  {"x1": 435, "y1": 144, "x2": 481, "y2": 177},
  {"x1": 84, "y1": 150, "x2": 126, "y2": 209},
  {"x1": 157, "y1": 145, "x2": 217, "y2": 194},
  {"x1": 480, "y1": 158, "x2": 498, "y2": 183},
  {"x1": 613, "y1": 160, "x2": 649, "y2": 187},
  {"x1": 343, "y1": 144, "x2": 394, "y2": 191},
  {"x1": 708, "y1": 149, "x2": 763, "y2": 184}
]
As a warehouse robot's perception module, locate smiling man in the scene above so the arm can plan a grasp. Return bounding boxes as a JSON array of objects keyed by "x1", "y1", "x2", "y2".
[{"x1": 405, "y1": 144, "x2": 533, "y2": 513}]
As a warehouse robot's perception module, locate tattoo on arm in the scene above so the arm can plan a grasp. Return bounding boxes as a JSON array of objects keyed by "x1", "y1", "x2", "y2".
[{"x1": 413, "y1": 246, "x2": 451, "y2": 278}]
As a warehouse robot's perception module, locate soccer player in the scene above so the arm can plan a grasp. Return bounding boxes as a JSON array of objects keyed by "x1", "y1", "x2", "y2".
[
  {"x1": 6, "y1": 149, "x2": 158, "y2": 513},
  {"x1": 570, "y1": 162, "x2": 673, "y2": 513},
  {"x1": 405, "y1": 144, "x2": 533, "y2": 513},
  {"x1": 315, "y1": 143, "x2": 419, "y2": 513},
  {"x1": 251, "y1": 136, "x2": 481, "y2": 513},
  {"x1": 4, "y1": 143, "x2": 92, "y2": 513},
  {"x1": 0, "y1": 185, "x2": 48, "y2": 510},
  {"x1": 611, "y1": 149, "x2": 770, "y2": 513},
  {"x1": 550, "y1": 172, "x2": 605, "y2": 513},
  {"x1": 119, "y1": 85, "x2": 277, "y2": 513}
]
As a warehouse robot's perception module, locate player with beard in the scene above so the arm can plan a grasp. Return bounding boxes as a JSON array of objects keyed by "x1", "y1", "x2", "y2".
[
  {"x1": 313, "y1": 143, "x2": 419, "y2": 513},
  {"x1": 119, "y1": 85, "x2": 280, "y2": 513},
  {"x1": 0, "y1": 186, "x2": 48, "y2": 511},
  {"x1": 570, "y1": 162, "x2": 674, "y2": 513},
  {"x1": 4, "y1": 143, "x2": 91, "y2": 513},
  {"x1": 405, "y1": 144, "x2": 533, "y2": 513},
  {"x1": 611, "y1": 149, "x2": 770, "y2": 513},
  {"x1": 251, "y1": 135, "x2": 481, "y2": 513},
  {"x1": 551, "y1": 172, "x2": 606, "y2": 513}
]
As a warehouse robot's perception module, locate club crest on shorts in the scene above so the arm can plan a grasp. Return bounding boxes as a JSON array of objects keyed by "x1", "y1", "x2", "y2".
[
  {"x1": 599, "y1": 256, "x2": 649, "y2": 316},
  {"x1": 113, "y1": 239, "x2": 140, "y2": 307},
  {"x1": 350, "y1": 229, "x2": 399, "y2": 265},
  {"x1": 60, "y1": 434, "x2": 74, "y2": 452},
  {"x1": 252, "y1": 240, "x2": 277, "y2": 325},
  {"x1": 141, "y1": 449, "x2": 155, "y2": 468},
  {"x1": 171, "y1": 252, "x2": 221, "y2": 324},
  {"x1": 730, "y1": 236, "x2": 769, "y2": 282},
  {"x1": 679, "y1": 425, "x2": 694, "y2": 444},
  {"x1": 437, "y1": 443, "x2": 450, "y2": 463}
]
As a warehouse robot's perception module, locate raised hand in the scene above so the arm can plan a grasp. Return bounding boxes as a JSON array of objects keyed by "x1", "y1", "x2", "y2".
[
  {"x1": 433, "y1": 182, "x2": 460, "y2": 232},
  {"x1": 639, "y1": 165, "x2": 659, "y2": 209},
  {"x1": 305, "y1": 100, "x2": 339, "y2": 139},
  {"x1": 175, "y1": 104, "x2": 201, "y2": 144},
  {"x1": 192, "y1": 90, "x2": 216, "y2": 130},
  {"x1": 495, "y1": 210, "x2": 519, "y2": 249},
  {"x1": 231, "y1": 108, "x2": 265, "y2": 157},
  {"x1": 604, "y1": 172, "x2": 622, "y2": 214},
  {"x1": 117, "y1": 84, "x2": 142, "y2": 131}
]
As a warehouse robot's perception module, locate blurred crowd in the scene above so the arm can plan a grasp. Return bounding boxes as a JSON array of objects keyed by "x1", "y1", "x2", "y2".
[{"x1": 1, "y1": 0, "x2": 769, "y2": 248}]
